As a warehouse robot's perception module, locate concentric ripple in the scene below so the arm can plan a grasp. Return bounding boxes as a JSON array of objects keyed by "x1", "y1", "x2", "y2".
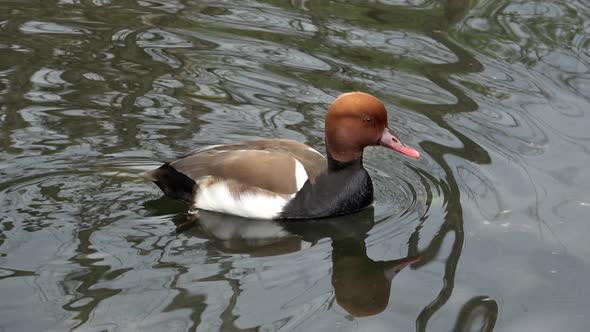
[{"x1": 1, "y1": 0, "x2": 590, "y2": 331}]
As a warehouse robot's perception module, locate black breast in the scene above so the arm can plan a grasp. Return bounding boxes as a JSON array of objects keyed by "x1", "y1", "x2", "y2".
[
  {"x1": 146, "y1": 164, "x2": 196, "y2": 202},
  {"x1": 280, "y1": 160, "x2": 374, "y2": 219}
]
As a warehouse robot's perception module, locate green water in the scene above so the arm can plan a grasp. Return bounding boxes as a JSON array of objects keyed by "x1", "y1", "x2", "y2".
[{"x1": 1, "y1": 0, "x2": 589, "y2": 331}]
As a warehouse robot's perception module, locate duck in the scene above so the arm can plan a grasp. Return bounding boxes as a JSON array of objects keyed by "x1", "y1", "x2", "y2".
[{"x1": 145, "y1": 92, "x2": 420, "y2": 219}]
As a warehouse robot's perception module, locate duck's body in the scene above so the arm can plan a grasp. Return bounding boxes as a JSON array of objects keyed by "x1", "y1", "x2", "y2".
[
  {"x1": 145, "y1": 139, "x2": 374, "y2": 219},
  {"x1": 146, "y1": 92, "x2": 419, "y2": 219}
]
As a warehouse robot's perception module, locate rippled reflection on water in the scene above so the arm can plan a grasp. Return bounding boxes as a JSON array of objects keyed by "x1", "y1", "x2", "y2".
[{"x1": 1, "y1": 0, "x2": 590, "y2": 331}]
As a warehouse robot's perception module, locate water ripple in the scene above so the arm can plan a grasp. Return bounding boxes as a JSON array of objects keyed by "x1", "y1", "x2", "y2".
[
  {"x1": 20, "y1": 21, "x2": 89, "y2": 35},
  {"x1": 2, "y1": 0, "x2": 590, "y2": 331},
  {"x1": 327, "y1": 22, "x2": 458, "y2": 64},
  {"x1": 192, "y1": 3, "x2": 318, "y2": 36}
]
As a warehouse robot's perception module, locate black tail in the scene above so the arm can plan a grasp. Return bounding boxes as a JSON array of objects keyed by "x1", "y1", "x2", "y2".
[{"x1": 144, "y1": 164, "x2": 196, "y2": 202}]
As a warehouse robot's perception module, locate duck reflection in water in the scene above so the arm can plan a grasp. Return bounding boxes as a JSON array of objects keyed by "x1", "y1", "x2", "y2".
[
  {"x1": 330, "y1": 237, "x2": 419, "y2": 317},
  {"x1": 169, "y1": 207, "x2": 420, "y2": 317}
]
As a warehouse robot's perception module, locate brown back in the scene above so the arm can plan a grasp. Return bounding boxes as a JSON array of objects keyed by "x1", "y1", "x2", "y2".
[{"x1": 170, "y1": 139, "x2": 326, "y2": 194}]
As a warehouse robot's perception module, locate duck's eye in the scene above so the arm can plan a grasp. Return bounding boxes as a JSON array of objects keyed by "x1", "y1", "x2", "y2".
[{"x1": 363, "y1": 117, "x2": 372, "y2": 123}]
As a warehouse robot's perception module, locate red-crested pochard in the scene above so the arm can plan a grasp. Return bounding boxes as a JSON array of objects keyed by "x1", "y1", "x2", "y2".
[{"x1": 145, "y1": 92, "x2": 420, "y2": 219}]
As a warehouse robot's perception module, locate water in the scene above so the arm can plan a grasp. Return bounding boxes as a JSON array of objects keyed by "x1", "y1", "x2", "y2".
[{"x1": 1, "y1": 0, "x2": 589, "y2": 331}]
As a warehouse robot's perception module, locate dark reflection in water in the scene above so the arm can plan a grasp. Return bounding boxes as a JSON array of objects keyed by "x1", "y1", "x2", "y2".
[
  {"x1": 1, "y1": 0, "x2": 590, "y2": 330},
  {"x1": 140, "y1": 202, "x2": 500, "y2": 331},
  {"x1": 453, "y1": 295, "x2": 498, "y2": 332},
  {"x1": 330, "y1": 240, "x2": 418, "y2": 318},
  {"x1": 170, "y1": 208, "x2": 422, "y2": 318},
  {"x1": 164, "y1": 207, "x2": 498, "y2": 331}
]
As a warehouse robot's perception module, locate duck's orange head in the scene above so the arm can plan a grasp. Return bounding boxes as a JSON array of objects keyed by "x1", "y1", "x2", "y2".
[{"x1": 325, "y1": 92, "x2": 420, "y2": 162}]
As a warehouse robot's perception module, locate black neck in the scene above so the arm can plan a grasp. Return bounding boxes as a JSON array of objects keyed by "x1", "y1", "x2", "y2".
[
  {"x1": 327, "y1": 151, "x2": 364, "y2": 171},
  {"x1": 280, "y1": 153, "x2": 373, "y2": 219}
]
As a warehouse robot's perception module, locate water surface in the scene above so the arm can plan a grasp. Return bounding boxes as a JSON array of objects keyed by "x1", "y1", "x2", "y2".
[{"x1": 1, "y1": 0, "x2": 590, "y2": 331}]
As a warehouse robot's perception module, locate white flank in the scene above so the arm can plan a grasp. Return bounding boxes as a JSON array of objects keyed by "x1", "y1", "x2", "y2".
[
  {"x1": 294, "y1": 159, "x2": 308, "y2": 190},
  {"x1": 193, "y1": 179, "x2": 290, "y2": 219}
]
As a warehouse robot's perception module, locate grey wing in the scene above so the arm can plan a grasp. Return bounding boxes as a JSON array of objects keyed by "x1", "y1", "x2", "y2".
[
  {"x1": 170, "y1": 149, "x2": 302, "y2": 194},
  {"x1": 174, "y1": 139, "x2": 327, "y2": 182}
]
